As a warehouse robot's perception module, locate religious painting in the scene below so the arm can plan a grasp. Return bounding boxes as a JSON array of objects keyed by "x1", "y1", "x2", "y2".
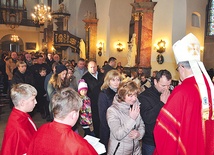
[{"x1": 26, "y1": 42, "x2": 36, "y2": 50}]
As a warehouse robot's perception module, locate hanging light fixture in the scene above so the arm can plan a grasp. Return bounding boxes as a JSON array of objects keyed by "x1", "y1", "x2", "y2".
[
  {"x1": 11, "y1": 35, "x2": 19, "y2": 42},
  {"x1": 31, "y1": 0, "x2": 52, "y2": 25}
]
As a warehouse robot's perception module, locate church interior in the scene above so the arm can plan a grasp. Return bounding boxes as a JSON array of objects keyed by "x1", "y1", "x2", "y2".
[
  {"x1": 0, "y1": 0, "x2": 213, "y2": 80},
  {"x1": 0, "y1": 0, "x2": 214, "y2": 152}
]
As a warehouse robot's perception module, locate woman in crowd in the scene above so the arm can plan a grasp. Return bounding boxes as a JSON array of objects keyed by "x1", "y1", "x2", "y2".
[
  {"x1": 66, "y1": 66, "x2": 78, "y2": 91},
  {"x1": 130, "y1": 71, "x2": 141, "y2": 87},
  {"x1": 47, "y1": 64, "x2": 68, "y2": 120},
  {"x1": 98, "y1": 70, "x2": 122, "y2": 151},
  {"x1": 107, "y1": 80, "x2": 145, "y2": 155}
]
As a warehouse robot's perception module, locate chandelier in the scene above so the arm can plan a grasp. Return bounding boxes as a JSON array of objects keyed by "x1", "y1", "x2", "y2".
[
  {"x1": 31, "y1": 1, "x2": 52, "y2": 25},
  {"x1": 11, "y1": 35, "x2": 19, "y2": 42}
]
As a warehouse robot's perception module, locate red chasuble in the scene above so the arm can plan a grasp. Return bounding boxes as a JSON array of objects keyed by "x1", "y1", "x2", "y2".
[
  {"x1": 1, "y1": 108, "x2": 37, "y2": 155},
  {"x1": 153, "y1": 76, "x2": 214, "y2": 155},
  {"x1": 27, "y1": 121, "x2": 98, "y2": 155}
]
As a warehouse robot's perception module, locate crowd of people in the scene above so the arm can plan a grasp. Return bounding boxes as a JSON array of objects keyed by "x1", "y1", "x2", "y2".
[{"x1": 0, "y1": 33, "x2": 214, "y2": 155}]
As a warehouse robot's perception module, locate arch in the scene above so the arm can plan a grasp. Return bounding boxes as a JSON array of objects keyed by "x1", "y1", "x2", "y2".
[
  {"x1": 0, "y1": 34, "x2": 24, "y2": 52},
  {"x1": 78, "y1": 0, "x2": 96, "y2": 39},
  {"x1": 109, "y1": 0, "x2": 133, "y2": 53}
]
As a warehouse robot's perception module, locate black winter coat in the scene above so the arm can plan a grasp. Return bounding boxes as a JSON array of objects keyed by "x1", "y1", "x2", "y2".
[
  {"x1": 98, "y1": 87, "x2": 116, "y2": 150},
  {"x1": 11, "y1": 69, "x2": 35, "y2": 86},
  {"x1": 102, "y1": 64, "x2": 115, "y2": 76},
  {"x1": 82, "y1": 71, "x2": 104, "y2": 137},
  {"x1": 138, "y1": 86, "x2": 164, "y2": 146}
]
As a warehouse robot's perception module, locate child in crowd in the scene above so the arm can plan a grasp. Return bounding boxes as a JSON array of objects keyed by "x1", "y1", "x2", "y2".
[
  {"x1": 35, "y1": 67, "x2": 50, "y2": 119},
  {"x1": 1, "y1": 83, "x2": 37, "y2": 155},
  {"x1": 78, "y1": 79, "x2": 95, "y2": 136}
]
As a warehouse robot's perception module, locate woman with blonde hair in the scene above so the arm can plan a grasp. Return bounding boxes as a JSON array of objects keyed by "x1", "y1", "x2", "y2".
[
  {"x1": 107, "y1": 80, "x2": 145, "y2": 155},
  {"x1": 98, "y1": 70, "x2": 122, "y2": 151}
]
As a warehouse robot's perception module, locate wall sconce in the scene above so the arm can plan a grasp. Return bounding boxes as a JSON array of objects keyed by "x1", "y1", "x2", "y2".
[
  {"x1": 116, "y1": 42, "x2": 124, "y2": 52},
  {"x1": 156, "y1": 39, "x2": 166, "y2": 54},
  {"x1": 200, "y1": 46, "x2": 204, "y2": 52},
  {"x1": 97, "y1": 42, "x2": 103, "y2": 57},
  {"x1": 155, "y1": 39, "x2": 166, "y2": 64}
]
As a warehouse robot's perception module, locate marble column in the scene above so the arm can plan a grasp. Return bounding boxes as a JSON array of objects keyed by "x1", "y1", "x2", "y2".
[
  {"x1": 83, "y1": 18, "x2": 98, "y2": 60},
  {"x1": 131, "y1": 0, "x2": 157, "y2": 76}
]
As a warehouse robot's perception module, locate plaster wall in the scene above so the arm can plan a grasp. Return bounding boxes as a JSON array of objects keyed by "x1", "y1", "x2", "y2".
[
  {"x1": 152, "y1": 0, "x2": 207, "y2": 79},
  {"x1": 96, "y1": 0, "x2": 133, "y2": 66},
  {"x1": 4, "y1": 0, "x2": 208, "y2": 77},
  {"x1": 152, "y1": 0, "x2": 177, "y2": 79},
  {"x1": 0, "y1": 25, "x2": 40, "y2": 52}
]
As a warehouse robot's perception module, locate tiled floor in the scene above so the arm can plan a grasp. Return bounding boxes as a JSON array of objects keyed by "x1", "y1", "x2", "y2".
[{"x1": 0, "y1": 96, "x2": 84, "y2": 149}]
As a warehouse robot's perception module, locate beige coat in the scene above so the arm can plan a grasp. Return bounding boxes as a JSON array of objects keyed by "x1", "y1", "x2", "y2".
[
  {"x1": 6, "y1": 59, "x2": 17, "y2": 80},
  {"x1": 107, "y1": 95, "x2": 145, "y2": 155}
]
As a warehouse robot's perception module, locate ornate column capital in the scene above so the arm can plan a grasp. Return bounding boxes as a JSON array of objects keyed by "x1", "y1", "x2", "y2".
[
  {"x1": 84, "y1": 24, "x2": 90, "y2": 31},
  {"x1": 83, "y1": 18, "x2": 98, "y2": 31},
  {"x1": 132, "y1": 12, "x2": 143, "y2": 21},
  {"x1": 131, "y1": 2, "x2": 157, "y2": 13}
]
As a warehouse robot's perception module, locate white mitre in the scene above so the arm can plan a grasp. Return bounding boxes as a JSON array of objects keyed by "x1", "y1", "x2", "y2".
[
  {"x1": 173, "y1": 33, "x2": 214, "y2": 120},
  {"x1": 173, "y1": 33, "x2": 200, "y2": 64}
]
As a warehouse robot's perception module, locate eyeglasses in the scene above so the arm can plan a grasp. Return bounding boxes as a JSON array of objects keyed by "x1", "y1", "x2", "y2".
[{"x1": 176, "y1": 65, "x2": 184, "y2": 72}]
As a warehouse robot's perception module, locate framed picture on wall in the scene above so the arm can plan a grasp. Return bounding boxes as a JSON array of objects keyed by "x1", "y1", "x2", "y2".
[{"x1": 26, "y1": 42, "x2": 36, "y2": 50}]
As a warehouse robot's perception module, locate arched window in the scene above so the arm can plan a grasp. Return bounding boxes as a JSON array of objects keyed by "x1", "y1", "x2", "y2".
[
  {"x1": 192, "y1": 12, "x2": 201, "y2": 28},
  {"x1": 207, "y1": 0, "x2": 214, "y2": 35}
]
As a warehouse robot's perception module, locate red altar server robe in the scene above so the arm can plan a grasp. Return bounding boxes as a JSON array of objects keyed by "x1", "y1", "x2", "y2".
[
  {"x1": 1, "y1": 108, "x2": 37, "y2": 155},
  {"x1": 153, "y1": 76, "x2": 214, "y2": 155},
  {"x1": 27, "y1": 121, "x2": 98, "y2": 155}
]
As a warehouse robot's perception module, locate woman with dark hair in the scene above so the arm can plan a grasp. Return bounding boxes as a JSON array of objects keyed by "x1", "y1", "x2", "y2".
[
  {"x1": 65, "y1": 66, "x2": 78, "y2": 91},
  {"x1": 47, "y1": 64, "x2": 68, "y2": 120},
  {"x1": 107, "y1": 80, "x2": 145, "y2": 155},
  {"x1": 0, "y1": 52, "x2": 9, "y2": 94}
]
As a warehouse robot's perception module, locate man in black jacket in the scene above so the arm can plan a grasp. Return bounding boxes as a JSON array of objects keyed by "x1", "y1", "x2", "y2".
[
  {"x1": 30, "y1": 54, "x2": 51, "y2": 79},
  {"x1": 102, "y1": 57, "x2": 116, "y2": 75},
  {"x1": 11, "y1": 61, "x2": 34, "y2": 109},
  {"x1": 138, "y1": 69, "x2": 172, "y2": 155},
  {"x1": 11, "y1": 61, "x2": 34, "y2": 86},
  {"x1": 82, "y1": 60, "x2": 104, "y2": 138}
]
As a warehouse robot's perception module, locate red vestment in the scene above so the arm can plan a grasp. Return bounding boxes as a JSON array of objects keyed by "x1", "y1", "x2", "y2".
[
  {"x1": 1, "y1": 108, "x2": 37, "y2": 155},
  {"x1": 27, "y1": 121, "x2": 98, "y2": 155},
  {"x1": 153, "y1": 76, "x2": 214, "y2": 155}
]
